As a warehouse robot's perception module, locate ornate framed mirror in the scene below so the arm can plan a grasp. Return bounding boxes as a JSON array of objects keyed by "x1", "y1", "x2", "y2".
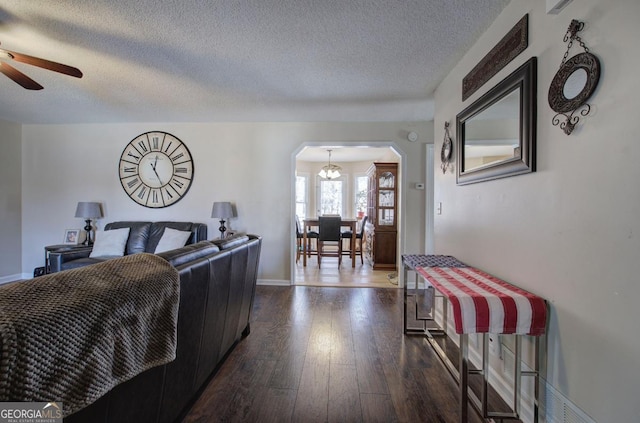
[
  {"x1": 456, "y1": 57, "x2": 537, "y2": 185},
  {"x1": 548, "y1": 20, "x2": 601, "y2": 135}
]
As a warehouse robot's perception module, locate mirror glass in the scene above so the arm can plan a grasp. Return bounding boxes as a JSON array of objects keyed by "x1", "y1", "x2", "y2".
[
  {"x1": 562, "y1": 68, "x2": 588, "y2": 100},
  {"x1": 457, "y1": 57, "x2": 536, "y2": 185},
  {"x1": 463, "y1": 90, "x2": 520, "y2": 172}
]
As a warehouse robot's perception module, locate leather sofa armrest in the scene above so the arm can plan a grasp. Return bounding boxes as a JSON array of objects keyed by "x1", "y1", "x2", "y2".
[
  {"x1": 49, "y1": 248, "x2": 93, "y2": 273},
  {"x1": 156, "y1": 241, "x2": 220, "y2": 268},
  {"x1": 211, "y1": 233, "x2": 250, "y2": 250}
]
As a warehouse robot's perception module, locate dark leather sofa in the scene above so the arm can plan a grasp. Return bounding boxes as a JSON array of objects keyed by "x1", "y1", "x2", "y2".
[
  {"x1": 65, "y1": 233, "x2": 262, "y2": 423},
  {"x1": 49, "y1": 221, "x2": 208, "y2": 273}
]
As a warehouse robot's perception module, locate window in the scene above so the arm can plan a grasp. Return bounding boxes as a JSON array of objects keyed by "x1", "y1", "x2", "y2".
[
  {"x1": 295, "y1": 174, "x2": 309, "y2": 217},
  {"x1": 355, "y1": 175, "x2": 368, "y2": 218},
  {"x1": 319, "y1": 177, "x2": 345, "y2": 215}
]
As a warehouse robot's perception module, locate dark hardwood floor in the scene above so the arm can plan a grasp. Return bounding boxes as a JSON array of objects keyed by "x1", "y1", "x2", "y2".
[{"x1": 182, "y1": 286, "x2": 485, "y2": 423}]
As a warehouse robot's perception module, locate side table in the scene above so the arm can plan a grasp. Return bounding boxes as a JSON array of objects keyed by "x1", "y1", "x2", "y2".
[{"x1": 44, "y1": 244, "x2": 92, "y2": 274}]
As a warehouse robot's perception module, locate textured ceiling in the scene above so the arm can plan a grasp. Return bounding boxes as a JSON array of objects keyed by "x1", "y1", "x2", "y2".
[{"x1": 0, "y1": 0, "x2": 509, "y2": 124}]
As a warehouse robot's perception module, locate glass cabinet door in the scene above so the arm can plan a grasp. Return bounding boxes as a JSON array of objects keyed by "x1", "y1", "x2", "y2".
[
  {"x1": 379, "y1": 190, "x2": 394, "y2": 207},
  {"x1": 379, "y1": 172, "x2": 394, "y2": 188},
  {"x1": 379, "y1": 209, "x2": 394, "y2": 226}
]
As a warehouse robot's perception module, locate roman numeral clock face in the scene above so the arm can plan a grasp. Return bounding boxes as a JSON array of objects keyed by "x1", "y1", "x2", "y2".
[{"x1": 119, "y1": 131, "x2": 194, "y2": 208}]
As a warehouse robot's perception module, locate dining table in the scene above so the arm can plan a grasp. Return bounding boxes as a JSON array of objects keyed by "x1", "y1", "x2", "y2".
[{"x1": 302, "y1": 217, "x2": 357, "y2": 267}]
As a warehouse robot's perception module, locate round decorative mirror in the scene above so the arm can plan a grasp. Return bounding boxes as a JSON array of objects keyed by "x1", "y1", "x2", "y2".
[
  {"x1": 548, "y1": 52, "x2": 600, "y2": 114},
  {"x1": 562, "y1": 68, "x2": 588, "y2": 99},
  {"x1": 548, "y1": 19, "x2": 601, "y2": 135}
]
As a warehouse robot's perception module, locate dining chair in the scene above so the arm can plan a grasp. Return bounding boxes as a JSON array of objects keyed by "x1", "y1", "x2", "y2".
[
  {"x1": 318, "y1": 215, "x2": 342, "y2": 268},
  {"x1": 295, "y1": 215, "x2": 318, "y2": 263},
  {"x1": 342, "y1": 215, "x2": 367, "y2": 264}
]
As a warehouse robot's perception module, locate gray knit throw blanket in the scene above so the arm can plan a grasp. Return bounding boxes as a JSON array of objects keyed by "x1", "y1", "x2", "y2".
[{"x1": 0, "y1": 253, "x2": 179, "y2": 417}]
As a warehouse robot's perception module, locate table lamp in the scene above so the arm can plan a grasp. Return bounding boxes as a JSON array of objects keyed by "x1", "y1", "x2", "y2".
[
  {"x1": 75, "y1": 201, "x2": 103, "y2": 245},
  {"x1": 211, "y1": 202, "x2": 235, "y2": 239}
]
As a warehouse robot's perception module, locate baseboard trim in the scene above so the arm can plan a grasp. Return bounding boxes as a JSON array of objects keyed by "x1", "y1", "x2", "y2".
[
  {"x1": 257, "y1": 279, "x2": 291, "y2": 286},
  {"x1": 0, "y1": 273, "x2": 27, "y2": 284}
]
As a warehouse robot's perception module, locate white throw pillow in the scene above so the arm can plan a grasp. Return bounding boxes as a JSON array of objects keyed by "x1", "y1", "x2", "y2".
[
  {"x1": 154, "y1": 227, "x2": 192, "y2": 253},
  {"x1": 89, "y1": 228, "x2": 130, "y2": 258}
]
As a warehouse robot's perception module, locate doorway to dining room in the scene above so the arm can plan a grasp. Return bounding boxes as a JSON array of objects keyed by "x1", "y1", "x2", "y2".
[{"x1": 293, "y1": 144, "x2": 402, "y2": 288}]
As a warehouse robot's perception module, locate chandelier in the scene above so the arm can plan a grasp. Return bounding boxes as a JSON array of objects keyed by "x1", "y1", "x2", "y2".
[{"x1": 318, "y1": 149, "x2": 341, "y2": 179}]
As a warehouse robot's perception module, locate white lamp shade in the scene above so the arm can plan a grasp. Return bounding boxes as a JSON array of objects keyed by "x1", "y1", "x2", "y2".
[
  {"x1": 318, "y1": 166, "x2": 341, "y2": 179},
  {"x1": 75, "y1": 202, "x2": 103, "y2": 218},
  {"x1": 211, "y1": 202, "x2": 235, "y2": 219},
  {"x1": 318, "y1": 150, "x2": 341, "y2": 179}
]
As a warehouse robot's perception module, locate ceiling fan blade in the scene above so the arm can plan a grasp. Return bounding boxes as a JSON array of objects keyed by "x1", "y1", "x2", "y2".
[
  {"x1": 8, "y1": 50, "x2": 83, "y2": 78},
  {"x1": 0, "y1": 62, "x2": 43, "y2": 90}
]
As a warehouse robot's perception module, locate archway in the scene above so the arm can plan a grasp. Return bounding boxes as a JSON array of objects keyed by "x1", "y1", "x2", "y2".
[{"x1": 291, "y1": 143, "x2": 405, "y2": 287}]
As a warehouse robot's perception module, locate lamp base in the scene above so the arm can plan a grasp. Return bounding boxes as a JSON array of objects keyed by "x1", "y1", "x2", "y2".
[
  {"x1": 82, "y1": 219, "x2": 93, "y2": 246},
  {"x1": 218, "y1": 219, "x2": 227, "y2": 239}
]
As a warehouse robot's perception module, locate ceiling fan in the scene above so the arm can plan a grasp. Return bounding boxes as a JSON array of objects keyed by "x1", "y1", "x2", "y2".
[{"x1": 0, "y1": 42, "x2": 82, "y2": 90}]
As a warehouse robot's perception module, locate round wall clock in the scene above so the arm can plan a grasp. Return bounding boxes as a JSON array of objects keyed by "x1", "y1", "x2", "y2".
[{"x1": 119, "y1": 131, "x2": 194, "y2": 208}]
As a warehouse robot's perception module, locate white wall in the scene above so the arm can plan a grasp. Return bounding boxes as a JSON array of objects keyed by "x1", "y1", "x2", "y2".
[
  {"x1": 17, "y1": 121, "x2": 432, "y2": 282},
  {"x1": 0, "y1": 119, "x2": 22, "y2": 282},
  {"x1": 433, "y1": 0, "x2": 640, "y2": 422}
]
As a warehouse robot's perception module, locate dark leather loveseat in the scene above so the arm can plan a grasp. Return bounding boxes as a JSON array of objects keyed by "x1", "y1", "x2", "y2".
[
  {"x1": 49, "y1": 221, "x2": 208, "y2": 273},
  {"x1": 64, "y1": 233, "x2": 262, "y2": 423}
]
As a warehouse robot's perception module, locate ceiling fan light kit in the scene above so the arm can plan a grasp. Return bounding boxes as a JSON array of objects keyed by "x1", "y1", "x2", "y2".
[{"x1": 0, "y1": 42, "x2": 83, "y2": 90}]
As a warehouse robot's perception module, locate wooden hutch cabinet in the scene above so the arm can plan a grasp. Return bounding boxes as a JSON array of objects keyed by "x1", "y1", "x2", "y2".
[{"x1": 365, "y1": 162, "x2": 397, "y2": 270}]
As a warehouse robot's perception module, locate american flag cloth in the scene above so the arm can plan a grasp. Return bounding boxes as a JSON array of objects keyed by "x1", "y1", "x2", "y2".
[
  {"x1": 402, "y1": 254, "x2": 468, "y2": 270},
  {"x1": 415, "y1": 265, "x2": 547, "y2": 336}
]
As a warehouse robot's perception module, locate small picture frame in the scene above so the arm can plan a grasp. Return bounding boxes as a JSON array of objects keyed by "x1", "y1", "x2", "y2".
[{"x1": 63, "y1": 229, "x2": 80, "y2": 245}]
